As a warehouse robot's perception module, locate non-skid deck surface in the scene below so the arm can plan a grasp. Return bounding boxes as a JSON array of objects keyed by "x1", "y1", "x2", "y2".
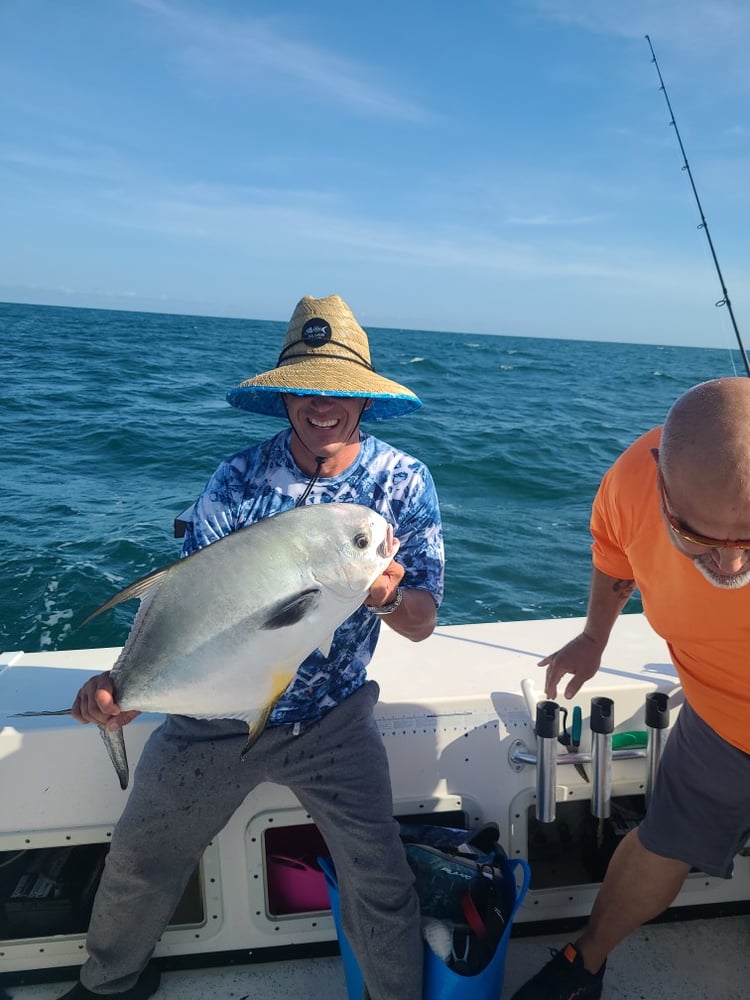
[{"x1": 5, "y1": 914, "x2": 750, "y2": 999}]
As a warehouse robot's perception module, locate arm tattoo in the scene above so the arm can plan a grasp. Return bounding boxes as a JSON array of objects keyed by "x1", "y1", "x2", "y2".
[{"x1": 612, "y1": 578, "x2": 636, "y2": 601}]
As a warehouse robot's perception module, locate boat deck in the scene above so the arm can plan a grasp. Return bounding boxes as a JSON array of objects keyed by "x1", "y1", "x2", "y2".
[{"x1": 4, "y1": 912, "x2": 750, "y2": 999}]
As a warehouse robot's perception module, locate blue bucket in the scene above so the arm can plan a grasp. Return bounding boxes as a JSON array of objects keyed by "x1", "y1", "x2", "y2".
[{"x1": 319, "y1": 854, "x2": 531, "y2": 1000}]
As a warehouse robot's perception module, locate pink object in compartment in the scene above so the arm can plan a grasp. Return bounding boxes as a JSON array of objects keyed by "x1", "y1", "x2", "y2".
[{"x1": 266, "y1": 853, "x2": 330, "y2": 914}]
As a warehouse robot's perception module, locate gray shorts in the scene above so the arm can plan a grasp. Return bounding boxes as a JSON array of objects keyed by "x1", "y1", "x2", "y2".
[{"x1": 638, "y1": 700, "x2": 750, "y2": 877}]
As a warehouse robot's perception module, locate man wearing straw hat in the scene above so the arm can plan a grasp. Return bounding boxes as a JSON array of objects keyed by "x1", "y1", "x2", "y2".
[{"x1": 60, "y1": 295, "x2": 444, "y2": 1000}]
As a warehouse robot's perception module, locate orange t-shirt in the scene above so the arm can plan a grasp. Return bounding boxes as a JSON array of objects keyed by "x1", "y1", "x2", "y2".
[{"x1": 591, "y1": 426, "x2": 750, "y2": 753}]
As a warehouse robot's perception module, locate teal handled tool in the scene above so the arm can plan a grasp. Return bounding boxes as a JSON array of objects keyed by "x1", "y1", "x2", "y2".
[
  {"x1": 558, "y1": 705, "x2": 589, "y2": 782},
  {"x1": 572, "y1": 705, "x2": 583, "y2": 750}
]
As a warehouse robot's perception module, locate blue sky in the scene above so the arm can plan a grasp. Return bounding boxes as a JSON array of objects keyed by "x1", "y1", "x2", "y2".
[{"x1": 2, "y1": 0, "x2": 749, "y2": 347}]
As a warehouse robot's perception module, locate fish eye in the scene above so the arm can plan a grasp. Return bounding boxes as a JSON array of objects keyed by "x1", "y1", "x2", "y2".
[{"x1": 353, "y1": 532, "x2": 370, "y2": 550}]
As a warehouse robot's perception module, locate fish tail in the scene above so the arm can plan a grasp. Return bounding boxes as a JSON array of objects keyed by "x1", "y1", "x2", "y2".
[{"x1": 99, "y1": 725, "x2": 130, "y2": 790}]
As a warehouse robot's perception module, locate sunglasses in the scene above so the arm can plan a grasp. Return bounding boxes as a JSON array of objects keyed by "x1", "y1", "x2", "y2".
[{"x1": 657, "y1": 472, "x2": 750, "y2": 550}]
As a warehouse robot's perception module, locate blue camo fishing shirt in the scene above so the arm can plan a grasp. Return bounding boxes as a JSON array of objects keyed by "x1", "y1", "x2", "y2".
[{"x1": 181, "y1": 429, "x2": 444, "y2": 725}]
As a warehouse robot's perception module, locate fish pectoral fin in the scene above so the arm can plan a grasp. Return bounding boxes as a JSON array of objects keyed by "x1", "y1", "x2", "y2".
[
  {"x1": 79, "y1": 566, "x2": 173, "y2": 629},
  {"x1": 259, "y1": 588, "x2": 321, "y2": 631},
  {"x1": 98, "y1": 725, "x2": 130, "y2": 790},
  {"x1": 317, "y1": 632, "x2": 336, "y2": 658}
]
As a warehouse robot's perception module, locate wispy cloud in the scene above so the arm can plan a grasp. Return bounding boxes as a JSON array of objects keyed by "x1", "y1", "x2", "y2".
[
  {"x1": 61, "y1": 172, "x2": 692, "y2": 286},
  {"x1": 0, "y1": 141, "x2": 133, "y2": 183},
  {"x1": 526, "y1": 0, "x2": 750, "y2": 100},
  {"x1": 0, "y1": 127, "x2": 686, "y2": 285},
  {"x1": 132, "y1": 0, "x2": 432, "y2": 121},
  {"x1": 505, "y1": 212, "x2": 611, "y2": 227},
  {"x1": 528, "y1": 0, "x2": 750, "y2": 48}
]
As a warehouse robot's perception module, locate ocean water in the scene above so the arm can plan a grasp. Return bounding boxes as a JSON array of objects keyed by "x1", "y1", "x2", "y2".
[{"x1": 1, "y1": 300, "x2": 745, "y2": 655}]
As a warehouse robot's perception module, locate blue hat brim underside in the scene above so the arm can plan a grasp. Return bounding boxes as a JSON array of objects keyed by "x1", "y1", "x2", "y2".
[{"x1": 226, "y1": 386, "x2": 423, "y2": 421}]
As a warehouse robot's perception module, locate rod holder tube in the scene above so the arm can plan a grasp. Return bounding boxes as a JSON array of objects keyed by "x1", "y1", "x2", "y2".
[
  {"x1": 645, "y1": 692, "x2": 670, "y2": 809},
  {"x1": 535, "y1": 700, "x2": 560, "y2": 824},
  {"x1": 590, "y1": 697, "x2": 614, "y2": 821}
]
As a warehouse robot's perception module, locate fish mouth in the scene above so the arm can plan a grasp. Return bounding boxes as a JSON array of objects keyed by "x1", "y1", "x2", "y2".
[{"x1": 378, "y1": 523, "x2": 400, "y2": 560}]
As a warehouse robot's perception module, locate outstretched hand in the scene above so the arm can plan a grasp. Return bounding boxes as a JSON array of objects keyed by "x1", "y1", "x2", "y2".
[
  {"x1": 71, "y1": 671, "x2": 140, "y2": 730},
  {"x1": 538, "y1": 632, "x2": 605, "y2": 700}
]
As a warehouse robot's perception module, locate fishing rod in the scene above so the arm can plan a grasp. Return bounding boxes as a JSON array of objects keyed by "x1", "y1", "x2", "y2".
[{"x1": 645, "y1": 34, "x2": 750, "y2": 376}]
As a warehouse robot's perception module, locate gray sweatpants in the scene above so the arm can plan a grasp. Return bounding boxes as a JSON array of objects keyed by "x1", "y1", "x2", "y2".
[{"x1": 80, "y1": 681, "x2": 422, "y2": 1000}]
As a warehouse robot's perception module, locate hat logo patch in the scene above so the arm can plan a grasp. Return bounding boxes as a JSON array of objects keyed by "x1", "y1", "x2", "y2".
[{"x1": 301, "y1": 318, "x2": 332, "y2": 346}]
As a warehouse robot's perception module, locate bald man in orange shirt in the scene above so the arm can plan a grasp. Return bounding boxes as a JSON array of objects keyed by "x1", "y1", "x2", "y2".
[{"x1": 513, "y1": 377, "x2": 750, "y2": 1000}]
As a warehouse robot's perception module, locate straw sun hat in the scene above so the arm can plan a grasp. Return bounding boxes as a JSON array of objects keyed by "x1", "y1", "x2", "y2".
[{"x1": 226, "y1": 294, "x2": 422, "y2": 421}]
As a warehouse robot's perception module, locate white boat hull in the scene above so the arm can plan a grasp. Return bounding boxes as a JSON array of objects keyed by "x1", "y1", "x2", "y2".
[{"x1": 2, "y1": 613, "x2": 749, "y2": 974}]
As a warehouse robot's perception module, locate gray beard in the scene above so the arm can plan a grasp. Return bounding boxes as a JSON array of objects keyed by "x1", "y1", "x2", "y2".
[{"x1": 692, "y1": 556, "x2": 750, "y2": 590}]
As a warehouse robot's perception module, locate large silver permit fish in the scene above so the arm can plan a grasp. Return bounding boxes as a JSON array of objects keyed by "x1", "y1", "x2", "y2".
[{"x1": 20, "y1": 504, "x2": 397, "y2": 790}]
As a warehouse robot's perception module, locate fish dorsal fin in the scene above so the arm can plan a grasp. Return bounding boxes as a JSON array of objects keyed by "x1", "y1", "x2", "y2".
[
  {"x1": 79, "y1": 566, "x2": 173, "y2": 629},
  {"x1": 259, "y1": 588, "x2": 321, "y2": 631}
]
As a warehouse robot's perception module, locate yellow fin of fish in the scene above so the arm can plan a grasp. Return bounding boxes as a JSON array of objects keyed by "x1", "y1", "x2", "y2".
[{"x1": 240, "y1": 666, "x2": 297, "y2": 759}]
